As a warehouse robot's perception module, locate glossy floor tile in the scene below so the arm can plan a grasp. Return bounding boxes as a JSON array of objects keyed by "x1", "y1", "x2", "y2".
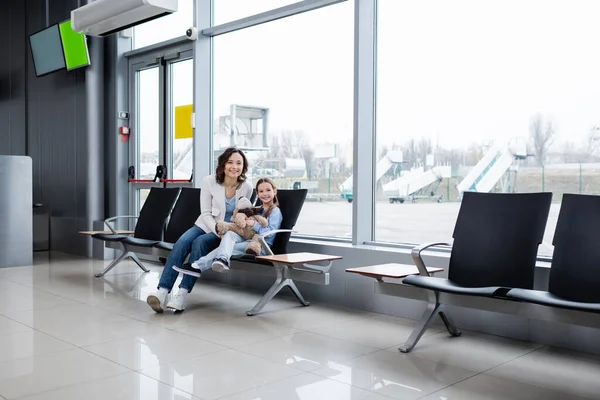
[
  {"x1": 0, "y1": 315, "x2": 31, "y2": 335},
  {"x1": 308, "y1": 315, "x2": 443, "y2": 349},
  {"x1": 253, "y1": 304, "x2": 380, "y2": 330},
  {"x1": 388, "y1": 330, "x2": 543, "y2": 372},
  {"x1": 0, "y1": 348, "x2": 129, "y2": 399},
  {"x1": 82, "y1": 330, "x2": 226, "y2": 370},
  {"x1": 421, "y1": 373, "x2": 589, "y2": 400},
  {"x1": 0, "y1": 330, "x2": 73, "y2": 362},
  {"x1": 312, "y1": 350, "x2": 476, "y2": 399},
  {"x1": 0, "y1": 253, "x2": 598, "y2": 400},
  {"x1": 486, "y1": 346, "x2": 600, "y2": 399},
  {"x1": 219, "y1": 372, "x2": 393, "y2": 400},
  {"x1": 17, "y1": 372, "x2": 202, "y2": 400},
  {"x1": 237, "y1": 332, "x2": 378, "y2": 371},
  {"x1": 140, "y1": 349, "x2": 303, "y2": 399},
  {"x1": 176, "y1": 316, "x2": 301, "y2": 348}
]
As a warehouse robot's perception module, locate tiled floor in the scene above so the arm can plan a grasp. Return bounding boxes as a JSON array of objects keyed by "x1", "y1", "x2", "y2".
[{"x1": 0, "y1": 252, "x2": 598, "y2": 399}]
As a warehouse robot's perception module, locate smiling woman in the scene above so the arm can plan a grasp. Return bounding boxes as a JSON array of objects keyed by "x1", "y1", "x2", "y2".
[{"x1": 146, "y1": 147, "x2": 254, "y2": 314}]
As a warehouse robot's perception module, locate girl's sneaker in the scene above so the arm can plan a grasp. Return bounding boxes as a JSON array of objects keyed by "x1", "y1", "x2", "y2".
[{"x1": 211, "y1": 258, "x2": 230, "y2": 273}]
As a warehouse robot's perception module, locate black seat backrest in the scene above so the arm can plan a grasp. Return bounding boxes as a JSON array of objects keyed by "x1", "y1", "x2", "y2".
[
  {"x1": 163, "y1": 188, "x2": 201, "y2": 244},
  {"x1": 549, "y1": 194, "x2": 600, "y2": 303},
  {"x1": 134, "y1": 187, "x2": 180, "y2": 240},
  {"x1": 449, "y1": 192, "x2": 552, "y2": 289},
  {"x1": 270, "y1": 189, "x2": 308, "y2": 254}
]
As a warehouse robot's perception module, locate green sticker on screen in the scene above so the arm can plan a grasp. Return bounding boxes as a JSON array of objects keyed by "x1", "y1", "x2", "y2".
[{"x1": 58, "y1": 20, "x2": 90, "y2": 70}]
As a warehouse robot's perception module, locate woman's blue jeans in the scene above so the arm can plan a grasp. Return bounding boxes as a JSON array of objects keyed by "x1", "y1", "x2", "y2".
[{"x1": 157, "y1": 225, "x2": 220, "y2": 293}]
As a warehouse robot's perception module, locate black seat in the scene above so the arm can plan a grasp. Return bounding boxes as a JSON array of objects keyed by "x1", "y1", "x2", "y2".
[
  {"x1": 398, "y1": 191, "x2": 552, "y2": 353},
  {"x1": 403, "y1": 192, "x2": 552, "y2": 296},
  {"x1": 231, "y1": 189, "x2": 308, "y2": 262},
  {"x1": 155, "y1": 188, "x2": 201, "y2": 251},
  {"x1": 92, "y1": 187, "x2": 180, "y2": 277},
  {"x1": 507, "y1": 194, "x2": 600, "y2": 312}
]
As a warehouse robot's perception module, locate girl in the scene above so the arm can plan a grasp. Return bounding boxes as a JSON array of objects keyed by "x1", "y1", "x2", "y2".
[{"x1": 175, "y1": 178, "x2": 282, "y2": 278}]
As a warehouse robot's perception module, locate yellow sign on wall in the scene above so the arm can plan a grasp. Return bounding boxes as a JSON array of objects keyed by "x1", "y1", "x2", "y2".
[{"x1": 175, "y1": 104, "x2": 193, "y2": 139}]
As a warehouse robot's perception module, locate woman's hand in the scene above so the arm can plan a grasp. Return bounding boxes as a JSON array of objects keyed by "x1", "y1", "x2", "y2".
[{"x1": 245, "y1": 218, "x2": 255, "y2": 227}]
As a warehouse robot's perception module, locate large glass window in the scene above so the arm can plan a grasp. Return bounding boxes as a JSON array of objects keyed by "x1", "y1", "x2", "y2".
[
  {"x1": 133, "y1": 0, "x2": 194, "y2": 49},
  {"x1": 214, "y1": 0, "x2": 301, "y2": 25},
  {"x1": 375, "y1": 0, "x2": 600, "y2": 256},
  {"x1": 213, "y1": 1, "x2": 354, "y2": 237}
]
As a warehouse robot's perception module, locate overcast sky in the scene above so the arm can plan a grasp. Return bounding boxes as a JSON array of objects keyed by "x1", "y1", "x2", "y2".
[{"x1": 135, "y1": 0, "x2": 600, "y2": 156}]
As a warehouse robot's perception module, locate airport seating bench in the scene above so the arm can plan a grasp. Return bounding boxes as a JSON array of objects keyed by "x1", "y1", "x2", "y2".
[
  {"x1": 83, "y1": 187, "x2": 343, "y2": 316},
  {"x1": 348, "y1": 192, "x2": 600, "y2": 353}
]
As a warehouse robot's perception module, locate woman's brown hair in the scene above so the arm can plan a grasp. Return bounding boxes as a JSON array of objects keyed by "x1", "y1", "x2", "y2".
[
  {"x1": 215, "y1": 147, "x2": 248, "y2": 185},
  {"x1": 256, "y1": 177, "x2": 279, "y2": 218}
]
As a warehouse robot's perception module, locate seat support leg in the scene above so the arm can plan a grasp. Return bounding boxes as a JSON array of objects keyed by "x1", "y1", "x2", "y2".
[
  {"x1": 287, "y1": 280, "x2": 310, "y2": 307},
  {"x1": 95, "y1": 244, "x2": 128, "y2": 278},
  {"x1": 128, "y1": 252, "x2": 150, "y2": 273},
  {"x1": 95, "y1": 244, "x2": 150, "y2": 278},
  {"x1": 399, "y1": 290, "x2": 455, "y2": 353},
  {"x1": 246, "y1": 264, "x2": 310, "y2": 316},
  {"x1": 399, "y1": 300, "x2": 440, "y2": 353},
  {"x1": 438, "y1": 308, "x2": 461, "y2": 337}
]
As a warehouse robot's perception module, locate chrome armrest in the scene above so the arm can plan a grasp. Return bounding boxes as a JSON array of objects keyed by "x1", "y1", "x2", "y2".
[
  {"x1": 256, "y1": 230, "x2": 297, "y2": 257},
  {"x1": 259, "y1": 229, "x2": 296, "y2": 238},
  {"x1": 411, "y1": 242, "x2": 450, "y2": 276},
  {"x1": 104, "y1": 215, "x2": 139, "y2": 234}
]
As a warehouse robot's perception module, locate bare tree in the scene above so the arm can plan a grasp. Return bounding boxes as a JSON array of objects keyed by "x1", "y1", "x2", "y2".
[
  {"x1": 265, "y1": 130, "x2": 316, "y2": 177},
  {"x1": 585, "y1": 126, "x2": 600, "y2": 160},
  {"x1": 529, "y1": 113, "x2": 555, "y2": 166},
  {"x1": 418, "y1": 138, "x2": 433, "y2": 169}
]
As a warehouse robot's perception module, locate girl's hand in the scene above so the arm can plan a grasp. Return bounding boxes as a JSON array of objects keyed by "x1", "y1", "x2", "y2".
[{"x1": 245, "y1": 218, "x2": 255, "y2": 227}]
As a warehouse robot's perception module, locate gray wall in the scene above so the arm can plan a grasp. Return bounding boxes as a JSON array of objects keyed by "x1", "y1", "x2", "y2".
[
  {"x1": 0, "y1": 0, "x2": 104, "y2": 257},
  {"x1": 0, "y1": 0, "x2": 27, "y2": 155}
]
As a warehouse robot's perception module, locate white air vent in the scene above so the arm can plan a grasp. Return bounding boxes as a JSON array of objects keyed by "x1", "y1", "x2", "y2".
[{"x1": 71, "y1": 0, "x2": 178, "y2": 37}]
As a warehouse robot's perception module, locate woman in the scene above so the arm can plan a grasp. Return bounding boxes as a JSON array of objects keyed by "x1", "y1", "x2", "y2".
[{"x1": 146, "y1": 147, "x2": 253, "y2": 313}]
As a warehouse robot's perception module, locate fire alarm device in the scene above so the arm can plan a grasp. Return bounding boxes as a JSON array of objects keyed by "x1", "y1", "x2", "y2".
[{"x1": 119, "y1": 126, "x2": 130, "y2": 142}]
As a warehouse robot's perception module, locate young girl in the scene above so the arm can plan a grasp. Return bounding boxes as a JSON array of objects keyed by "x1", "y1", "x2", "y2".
[{"x1": 174, "y1": 178, "x2": 282, "y2": 278}]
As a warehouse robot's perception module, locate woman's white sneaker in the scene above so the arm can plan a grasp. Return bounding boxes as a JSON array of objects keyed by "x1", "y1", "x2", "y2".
[
  {"x1": 166, "y1": 293, "x2": 186, "y2": 311},
  {"x1": 147, "y1": 292, "x2": 167, "y2": 313}
]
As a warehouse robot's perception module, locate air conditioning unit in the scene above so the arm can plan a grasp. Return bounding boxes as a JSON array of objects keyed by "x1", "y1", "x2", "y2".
[{"x1": 71, "y1": 0, "x2": 178, "y2": 37}]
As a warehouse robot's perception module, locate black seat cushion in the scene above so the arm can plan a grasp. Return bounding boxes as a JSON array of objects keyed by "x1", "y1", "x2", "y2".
[
  {"x1": 403, "y1": 275, "x2": 506, "y2": 297},
  {"x1": 231, "y1": 254, "x2": 273, "y2": 266},
  {"x1": 547, "y1": 194, "x2": 600, "y2": 303},
  {"x1": 162, "y1": 188, "x2": 201, "y2": 244},
  {"x1": 92, "y1": 233, "x2": 128, "y2": 242},
  {"x1": 507, "y1": 288, "x2": 600, "y2": 313},
  {"x1": 448, "y1": 192, "x2": 552, "y2": 290},
  {"x1": 269, "y1": 189, "x2": 307, "y2": 254},
  {"x1": 121, "y1": 237, "x2": 161, "y2": 247},
  {"x1": 155, "y1": 242, "x2": 174, "y2": 251},
  {"x1": 133, "y1": 187, "x2": 180, "y2": 240}
]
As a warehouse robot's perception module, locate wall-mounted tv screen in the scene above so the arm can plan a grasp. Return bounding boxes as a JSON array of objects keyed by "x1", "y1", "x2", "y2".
[
  {"x1": 29, "y1": 25, "x2": 66, "y2": 77},
  {"x1": 29, "y1": 20, "x2": 90, "y2": 77},
  {"x1": 58, "y1": 20, "x2": 90, "y2": 71}
]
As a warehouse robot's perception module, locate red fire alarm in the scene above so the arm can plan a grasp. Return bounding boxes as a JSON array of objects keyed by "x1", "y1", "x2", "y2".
[{"x1": 119, "y1": 126, "x2": 130, "y2": 142}]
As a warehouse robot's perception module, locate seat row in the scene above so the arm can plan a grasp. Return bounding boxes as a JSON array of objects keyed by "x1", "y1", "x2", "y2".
[
  {"x1": 90, "y1": 187, "x2": 341, "y2": 316},
  {"x1": 350, "y1": 192, "x2": 600, "y2": 353}
]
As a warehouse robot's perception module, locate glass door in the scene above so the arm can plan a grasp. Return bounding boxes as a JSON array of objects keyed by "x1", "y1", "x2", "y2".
[
  {"x1": 167, "y1": 56, "x2": 194, "y2": 182},
  {"x1": 129, "y1": 48, "x2": 193, "y2": 214}
]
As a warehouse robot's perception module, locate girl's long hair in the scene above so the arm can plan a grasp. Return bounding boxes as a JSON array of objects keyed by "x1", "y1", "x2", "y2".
[{"x1": 256, "y1": 177, "x2": 279, "y2": 217}]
